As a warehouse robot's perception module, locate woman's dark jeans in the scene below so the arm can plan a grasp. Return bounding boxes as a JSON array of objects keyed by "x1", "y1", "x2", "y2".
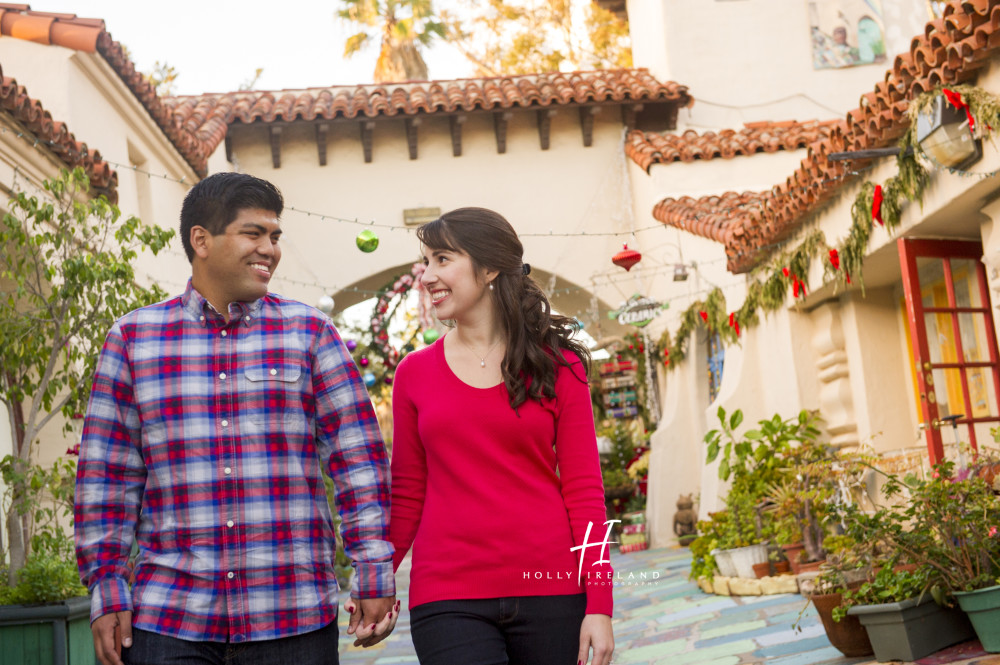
[
  {"x1": 122, "y1": 620, "x2": 339, "y2": 665},
  {"x1": 409, "y1": 594, "x2": 587, "y2": 665}
]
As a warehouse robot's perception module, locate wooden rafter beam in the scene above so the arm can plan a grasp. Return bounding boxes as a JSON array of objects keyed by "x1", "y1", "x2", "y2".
[
  {"x1": 450, "y1": 114, "x2": 466, "y2": 157},
  {"x1": 405, "y1": 117, "x2": 420, "y2": 160},
  {"x1": 579, "y1": 106, "x2": 599, "y2": 147},
  {"x1": 269, "y1": 126, "x2": 282, "y2": 169},
  {"x1": 360, "y1": 120, "x2": 375, "y2": 163},
  {"x1": 316, "y1": 123, "x2": 329, "y2": 166},
  {"x1": 494, "y1": 111, "x2": 512, "y2": 154},
  {"x1": 537, "y1": 109, "x2": 556, "y2": 150}
]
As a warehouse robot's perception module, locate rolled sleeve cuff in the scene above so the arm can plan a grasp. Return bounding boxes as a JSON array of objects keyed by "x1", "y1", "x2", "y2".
[
  {"x1": 351, "y1": 560, "x2": 396, "y2": 599},
  {"x1": 90, "y1": 577, "x2": 133, "y2": 624}
]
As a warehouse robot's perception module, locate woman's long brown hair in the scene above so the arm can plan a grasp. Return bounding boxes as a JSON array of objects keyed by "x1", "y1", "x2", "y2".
[{"x1": 417, "y1": 207, "x2": 591, "y2": 410}]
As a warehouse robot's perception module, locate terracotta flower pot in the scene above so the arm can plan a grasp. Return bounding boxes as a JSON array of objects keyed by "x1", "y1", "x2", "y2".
[
  {"x1": 774, "y1": 560, "x2": 791, "y2": 575},
  {"x1": 782, "y1": 542, "x2": 806, "y2": 574},
  {"x1": 797, "y1": 559, "x2": 826, "y2": 574},
  {"x1": 752, "y1": 561, "x2": 772, "y2": 579},
  {"x1": 810, "y1": 590, "x2": 874, "y2": 658}
]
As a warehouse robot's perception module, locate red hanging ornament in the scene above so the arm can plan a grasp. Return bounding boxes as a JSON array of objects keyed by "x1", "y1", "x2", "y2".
[
  {"x1": 846, "y1": 273, "x2": 852, "y2": 284},
  {"x1": 729, "y1": 312, "x2": 740, "y2": 337},
  {"x1": 793, "y1": 278, "x2": 802, "y2": 298},
  {"x1": 872, "y1": 185, "x2": 883, "y2": 226},
  {"x1": 612, "y1": 243, "x2": 642, "y2": 271},
  {"x1": 699, "y1": 311, "x2": 709, "y2": 324},
  {"x1": 829, "y1": 248, "x2": 840, "y2": 271},
  {"x1": 943, "y1": 88, "x2": 976, "y2": 133},
  {"x1": 782, "y1": 267, "x2": 790, "y2": 278}
]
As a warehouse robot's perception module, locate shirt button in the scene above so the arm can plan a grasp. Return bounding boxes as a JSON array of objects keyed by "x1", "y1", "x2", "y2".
[
  {"x1": 270, "y1": 368, "x2": 277, "y2": 376},
  {"x1": 227, "y1": 572, "x2": 235, "y2": 579},
  {"x1": 224, "y1": 467, "x2": 232, "y2": 475},
  {"x1": 219, "y1": 372, "x2": 226, "y2": 380},
  {"x1": 227, "y1": 520, "x2": 234, "y2": 528},
  {"x1": 221, "y1": 330, "x2": 228, "y2": 337},
  {"x1": 200, "y1": 315, "x2": 205, "y2": 321},
  {"x1": 245, "y1": 316, "x2": 251, "y2": 322},
  {"x1": 221, "y1": 419, "x2": 229, "y2": 427}
]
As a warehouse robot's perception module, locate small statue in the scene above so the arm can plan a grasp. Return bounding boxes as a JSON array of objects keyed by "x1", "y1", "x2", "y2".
[{"x1": 673, "y1": 493, "x2": 698, "y2": 539}]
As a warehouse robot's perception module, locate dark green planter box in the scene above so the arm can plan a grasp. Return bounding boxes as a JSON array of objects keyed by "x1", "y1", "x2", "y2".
[
  {"x1": 0, "y1": 596, "x2": 95, "y2": 665},
  {"x1": 848, "y1": 596, "x2": 974, "y2": 663}
]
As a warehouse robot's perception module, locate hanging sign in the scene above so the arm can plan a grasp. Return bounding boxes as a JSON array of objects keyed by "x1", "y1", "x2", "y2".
[{"x1": 609, "y1": 294, "x2": 668, "y2": 328}]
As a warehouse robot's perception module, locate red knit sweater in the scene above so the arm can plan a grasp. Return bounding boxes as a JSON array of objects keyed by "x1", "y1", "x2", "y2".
[{"x1": 389, "y1": 339, "x2": 614, "y2": 616}]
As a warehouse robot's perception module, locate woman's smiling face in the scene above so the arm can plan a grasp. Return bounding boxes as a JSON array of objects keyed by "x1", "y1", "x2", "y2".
[{"x1": 420, "y1": 244, "x2": 492, "y2": 323}]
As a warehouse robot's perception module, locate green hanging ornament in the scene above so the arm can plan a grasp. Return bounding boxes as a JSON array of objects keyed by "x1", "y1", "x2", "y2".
[
  {"x1": 356, "y1": 229, "x2": 379, "y2": 253},
  {"x1": 422, "y1": 329, "x2": 441, "y2": 344}
]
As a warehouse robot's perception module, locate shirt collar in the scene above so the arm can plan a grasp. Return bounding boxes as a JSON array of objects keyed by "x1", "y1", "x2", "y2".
[{"x1": 182, "y1": 279, "x2": 263, "y2": 328}]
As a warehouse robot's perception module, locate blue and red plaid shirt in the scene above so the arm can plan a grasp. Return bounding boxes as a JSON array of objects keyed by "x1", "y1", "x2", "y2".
[{"x1": 75, "y1": 281, "x2": 394, "y2": 642}]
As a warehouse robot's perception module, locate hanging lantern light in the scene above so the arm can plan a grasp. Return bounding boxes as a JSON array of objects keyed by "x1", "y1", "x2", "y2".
[{"x1": 612, "y1": 243, "x2": 642, "y2": 272}]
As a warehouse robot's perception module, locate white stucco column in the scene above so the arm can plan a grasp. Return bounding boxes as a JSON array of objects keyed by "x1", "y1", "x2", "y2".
[{"x1": 646, "y1": 330, "x2": 707, "y2": 548}]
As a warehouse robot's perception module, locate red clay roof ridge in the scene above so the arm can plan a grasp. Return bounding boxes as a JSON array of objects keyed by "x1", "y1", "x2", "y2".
[{"x1": 0, "y1": 59, "x2": 117, "y2": 200}]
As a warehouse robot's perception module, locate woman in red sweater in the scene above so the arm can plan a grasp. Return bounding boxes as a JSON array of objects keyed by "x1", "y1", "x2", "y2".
[{"x1": 389, "y1": 208, "x2": 614, "y2": 665}]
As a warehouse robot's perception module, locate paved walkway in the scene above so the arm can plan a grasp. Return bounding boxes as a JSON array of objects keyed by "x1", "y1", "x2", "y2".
[{"x1": 337, "y1": 547, "x2": 999, "y2": 665}]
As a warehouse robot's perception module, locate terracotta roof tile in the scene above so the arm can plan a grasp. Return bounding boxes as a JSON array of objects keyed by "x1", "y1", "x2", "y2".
[
  {"x1": 653, "y1": 0, "x2": 1000, "y2": 273},
  {"x1": 0, "y1": 3, "x2": 209, "y2": 175},
  {"x1": 164, "y1": 69, "x2": 692, "y2": 155},
  {"x1": 625, "y1": 119, "x2": 842, "y2": 172},
  {"x1": 0, "y1": 62, "x2": 116, "y2": 200},
  {"x1": 652, "y1": 191, "x2": 765, "y2": 244}
]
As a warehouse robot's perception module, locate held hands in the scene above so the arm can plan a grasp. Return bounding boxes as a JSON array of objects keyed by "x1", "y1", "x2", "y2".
[
  {"x1": 578, "y1": 614, "x2": 614, "y2": 665},
  {"x1": 345, "y1": 595, "x2": 399, "y2": 648},
  {"x1": 91, "y1": 610, "x2": 133, "y2": 665}
]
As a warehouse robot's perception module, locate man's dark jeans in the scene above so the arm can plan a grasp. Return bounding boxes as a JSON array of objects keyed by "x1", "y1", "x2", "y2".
[
  {"x1": 123, "y1": 620, "x2": 339, "y2": 665},
  {"x1": 409, "y1": 594, "x2": 587, "y2": 665}
]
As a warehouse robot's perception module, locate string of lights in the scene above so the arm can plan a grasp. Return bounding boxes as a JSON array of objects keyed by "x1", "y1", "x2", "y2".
[
  {"x1": 0, "y1": 126, "x2": 915, "y2": 256},
  {"x1": 4, "y1": 117, "x2": 977, "y2": 313}
]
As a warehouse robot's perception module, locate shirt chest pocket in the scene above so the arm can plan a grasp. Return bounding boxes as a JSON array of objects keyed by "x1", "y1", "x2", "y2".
[{"x1": 243, "y1": 364, "x2": 306, "y2": 428}]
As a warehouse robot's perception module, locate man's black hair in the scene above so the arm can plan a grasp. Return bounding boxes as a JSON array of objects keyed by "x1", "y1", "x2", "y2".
[{"x1": 179, "y1": 172, "x2": 284, "y2": 262}]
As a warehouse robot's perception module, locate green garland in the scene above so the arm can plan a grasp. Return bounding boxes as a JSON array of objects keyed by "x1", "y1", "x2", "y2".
[
  {"x1": 657, "y1": 84, "x2": 1000, "y2": 371},
  {"x1": 660, "y1": 230, "x2": 827, "y2": 367}
]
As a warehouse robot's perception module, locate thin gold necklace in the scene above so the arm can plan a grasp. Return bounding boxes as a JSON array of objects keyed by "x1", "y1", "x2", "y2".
[{"x1": 456, "y1": 333, "x2": 504, "y2": 368}]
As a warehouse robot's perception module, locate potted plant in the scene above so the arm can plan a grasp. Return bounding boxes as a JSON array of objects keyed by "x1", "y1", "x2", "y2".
[
  {"x1": 600, "y1": 422, "x2": 638, "y2": 503},
  {"x1": 688, "y1": 529, "x2": 719, "y2": 592},
  {"x1": 872, "y1": 462, "x2": 1000, "y2": 652},
  {"x1": 0, "y1": 454, "x2": 93, "y2": 665},
  {"x1": 601, "y1": 467, "x2": 635, "y2": 501},
  {"x1": 703, "y1": 407, "x2": 814, "y2": 577},
  {"x1": 841, "y1": 563, "x2": 974, "y2": 662},
  {"x1": 802, "y1": 565, "x2": 874, "y2": 658},
  {"x1": 764, "y1": 434, "x2": 870, "y2": 573}
]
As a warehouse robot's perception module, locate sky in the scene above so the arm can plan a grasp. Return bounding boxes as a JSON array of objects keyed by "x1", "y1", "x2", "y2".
[{"x1": 43, "y1": 1, "x2": 475, "y2": 95}]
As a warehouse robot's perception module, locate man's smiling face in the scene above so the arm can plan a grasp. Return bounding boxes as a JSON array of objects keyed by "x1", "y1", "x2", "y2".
[{"x1": 197, "y1": 207, "x2": 282, "y2": 309}]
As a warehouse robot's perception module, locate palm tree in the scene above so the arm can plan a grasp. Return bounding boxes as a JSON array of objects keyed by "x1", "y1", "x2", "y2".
[{"x1": 339, "y1": 0, "x2": 445, "y2": 82}]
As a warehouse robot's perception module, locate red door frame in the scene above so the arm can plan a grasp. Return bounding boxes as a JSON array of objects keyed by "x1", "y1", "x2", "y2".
[{"x1": 898, "y1": 237, "x2": 1000, "y2": 465}]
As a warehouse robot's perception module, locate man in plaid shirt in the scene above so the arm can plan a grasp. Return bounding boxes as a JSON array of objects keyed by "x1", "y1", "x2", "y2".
[{"x1": 75, "y1": 173, "x2": 396, "y2": 665}]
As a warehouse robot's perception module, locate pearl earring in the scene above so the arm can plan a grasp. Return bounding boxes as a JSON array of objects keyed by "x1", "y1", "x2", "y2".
[{"x1": 489, "y1": 282, "x2": 493, "y2": 291}]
